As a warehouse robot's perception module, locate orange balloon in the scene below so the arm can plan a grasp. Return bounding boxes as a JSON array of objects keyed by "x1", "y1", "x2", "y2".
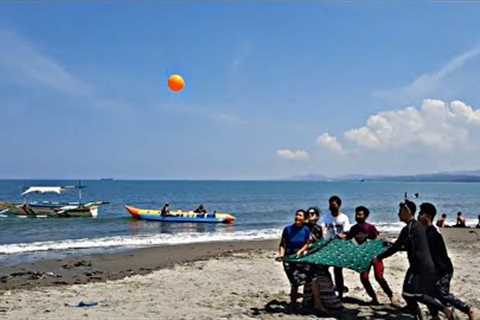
[{"x1": 168, "y1": 74, "x2": 185, "y2": 92}]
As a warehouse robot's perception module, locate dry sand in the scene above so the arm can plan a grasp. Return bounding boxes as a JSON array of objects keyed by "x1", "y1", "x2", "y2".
[{"x1": 0, "y1": 228, "x2": 479, "y2": 319}]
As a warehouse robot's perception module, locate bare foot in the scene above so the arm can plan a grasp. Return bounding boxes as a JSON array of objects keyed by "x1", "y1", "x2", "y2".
[
  {"x1": 443, "y1": 307, "x2": 454, "y2": 320},
  {"x1": 389, "y1": 295, "x2": 402, "y2": 308},
  {"x1": 469, "y1": 307, "x2": 479, "y2": 320}
]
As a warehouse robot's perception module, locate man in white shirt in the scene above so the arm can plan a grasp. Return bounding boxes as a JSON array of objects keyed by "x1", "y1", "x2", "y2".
[{"x1": 320, "y1": 195, "x2": 350, "y2": 299}]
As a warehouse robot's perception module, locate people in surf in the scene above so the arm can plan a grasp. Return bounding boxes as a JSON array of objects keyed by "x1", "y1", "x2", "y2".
[
  {"x1": 319, "y1": 195, "x2": 350, "y2": 299},
  {"x1": 418, "y1": 202, "x2": 477, "y2": 320},
  {"x1": 347, "y1": 206, "x2": 394, "y2": 305},
  {"x1": 477, "y1": 215, "x2": 480, "y2": 229},
  {"x1": 455, "y1": 211, "x2": 467, "y2": 228},
  {"x1": 276, "y1": 209, "x2": 310, "y2": 306},
  {"x1": 374, "y1": 200, "x2": 453, "y2": 319},
  {"x1": 436, "y1": 213, "x2": 449, "y2": 228}
]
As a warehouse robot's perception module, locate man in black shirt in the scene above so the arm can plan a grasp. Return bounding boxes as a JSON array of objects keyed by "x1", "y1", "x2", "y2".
[
  {"x1": 374, "y1": 200, "x2": 451, "y2": 319},
  {"x1": 418, "y1": 202, "x2": 476, "y2": 320}
]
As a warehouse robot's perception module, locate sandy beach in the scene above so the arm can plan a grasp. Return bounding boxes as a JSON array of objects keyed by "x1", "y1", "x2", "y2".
[{"x1": 0, "y1": 228, "x2": 479, "y2": 319}]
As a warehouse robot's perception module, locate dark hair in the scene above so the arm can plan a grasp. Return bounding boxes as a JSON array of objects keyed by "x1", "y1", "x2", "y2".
[
  {"x1": 307, "y1": 207, "x2": 320, "y2": 217},
  {"x1": 296, "y1": 209, "x2": 307, "y2": 217},
  {"x1": 457, "y1": 211, "x2": 462, "y2": 216},
  {"x1": 355, "y1": 206, "x2": 370, "y2": 217},
  {"x1": 419, "y1": 202, "x2": 437, "y2": 220},
  {"x1": 400, "y1": 199, "x2": 416, "y2": 215},
  {"x1": 329, "y1": 195, "x2": 342, "y2": 207},
  {"x1": 441, "y1": 213, "x2": 447, "y2": 218}
]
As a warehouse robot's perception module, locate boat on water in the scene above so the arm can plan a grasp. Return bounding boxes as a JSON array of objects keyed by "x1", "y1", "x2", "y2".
[
  {"x1": 0, "y1": 186, "x2": 107, "y2": 218},
  {"x1": 125, "y1": 205, "x2": 236, "y2": 224}
]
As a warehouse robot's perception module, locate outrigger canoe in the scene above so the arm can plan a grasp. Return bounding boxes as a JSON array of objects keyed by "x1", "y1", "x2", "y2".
[
  {"x1": 125, "y1": 205, "x2": 236, "y2": 224},
  {"x1": 0, "y1": 185, "x2": 107, "y2": 218}
]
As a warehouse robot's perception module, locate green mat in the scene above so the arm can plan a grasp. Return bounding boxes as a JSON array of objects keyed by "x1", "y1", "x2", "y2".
[{"x1": 287, "y1": 239, "x2": 389, "y2": 273}]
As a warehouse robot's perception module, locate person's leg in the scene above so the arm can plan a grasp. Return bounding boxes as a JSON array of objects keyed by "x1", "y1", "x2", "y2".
[
  {"x1": 311, "y1": 279, "x2": 328, "y2": 313},
  {"x1": 360, "y1": 268, "x2": 378, "y2": 303},
  {"x1": 436, "y1": 273, "x2": 472, "y2": 315},
  {"x1": 402, "y1": 269, "x2": 423, "y2": 316},
  {"x1": 414, "y1": 275, "x2": 452, "y2": 320},
  {"x1": 333, "y1": 267, "x2": 345, "y2": 299},
  {"x1": 373, "y1": 259, "x2": 394, "y2": 301},
  {"x1": 290, "y1": 285, "x2": 299, "y2": 305}
]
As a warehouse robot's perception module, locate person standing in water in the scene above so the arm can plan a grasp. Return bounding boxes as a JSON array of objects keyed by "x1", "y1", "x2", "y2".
[
  {"x1": 320, "y1": 196, "x2": 350, "y2": 299},
  {"x1": 347, "y1": 206, "x2": 394, "y2": 305},
  {"x1": 476, "y1": 215, "x2": 480, "y2": 229},
  {"x1": 374, "y1": 200, "x2": 452, "y2": 319},
  {"x1": 418, "y1": 203, "x2": 477, "y2": 320},
  {"x1": 277, "y1": 209, "x2": 310, "y2": 306}
]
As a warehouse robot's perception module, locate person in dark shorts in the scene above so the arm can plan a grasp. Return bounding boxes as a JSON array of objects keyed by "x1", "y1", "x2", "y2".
[
  {"x1": 418, "y1": 202, "x2": 477, "y2": 320},
  {"x1": 348, "y1": 206, "x2": 394, "y2": 305},
  {"x1": 299, "y1": 207, "x2": 323, "y2": 309},
  {"x1": 476, "y1": 215, "x2": 480, "y2": 229},
  {"x1": 374, "y1": 200, "x2": 452, "y2": 319},
  {"x1": 276, "y1": 209, "x2": 310, "y2": 305},
  {"x1": 320, "y1": 196, "x2": 350, "y2": 299}
]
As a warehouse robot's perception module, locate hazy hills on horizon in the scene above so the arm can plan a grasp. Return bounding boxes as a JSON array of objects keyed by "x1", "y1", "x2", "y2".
[{"x1": 290, "y1": 170, "x2": 480, "y2": 182}]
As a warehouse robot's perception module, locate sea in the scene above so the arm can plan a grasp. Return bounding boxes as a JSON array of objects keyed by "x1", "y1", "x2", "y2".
[{"x1": 1, "y1": 180, "x2": 479, "y2": 266}]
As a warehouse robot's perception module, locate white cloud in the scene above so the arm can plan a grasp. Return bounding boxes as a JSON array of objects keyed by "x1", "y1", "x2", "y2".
[
  {"x1": 317, "y1": 133, "x2": 344, "y2": 153},
  {"x1": 277, "y1": 149, "x2": 309, "y2": 161},
  {"x1": 340, "y1": 99, "x2": 476, "y2": 152},
  {"x1": 0, "y1": 30, "x2": 92, "y2": 97},
  {"x1": 374, "y1": 47, "x2": 480, "y2": 102}
]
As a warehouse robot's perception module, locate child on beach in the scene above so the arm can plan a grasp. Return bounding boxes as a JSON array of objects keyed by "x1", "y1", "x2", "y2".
[
  {"x1": 277, "y1": 209, "x2": 310, "y2": 305},
  {"x1": 476, "y1": 215, "x2": 480, "y2": 229},
  {"x1": 347, "y1": 206, "x2": 394, "y2": 305},
  {"x1": 418, "y1": 203, "x2": 477, "y2": 320}
]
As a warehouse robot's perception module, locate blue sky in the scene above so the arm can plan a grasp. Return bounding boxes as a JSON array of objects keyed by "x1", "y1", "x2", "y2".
[{"x1": 1, "y1": 1, "x2": 480, "y2": 179}]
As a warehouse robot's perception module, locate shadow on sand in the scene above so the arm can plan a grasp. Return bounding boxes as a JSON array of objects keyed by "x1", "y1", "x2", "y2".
[{"x1": 250, "y1": 297, "x2": 416, "y2": 320}]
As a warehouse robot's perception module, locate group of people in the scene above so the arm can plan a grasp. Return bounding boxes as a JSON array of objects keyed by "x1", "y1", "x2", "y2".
[
  {"x1": 277, "y1": 195, "x2": 477, "y2": 319},
  {"x1": 436, "y1": 211, "x2": 480, "y2": 229},
  {"x1": 160, "y1": 203, "x2": 209, "y2": 216}
]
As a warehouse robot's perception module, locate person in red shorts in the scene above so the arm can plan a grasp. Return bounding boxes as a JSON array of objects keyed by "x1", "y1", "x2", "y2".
[{"x1": 348, "y1": 206, "x2": 394, "y2": 305}]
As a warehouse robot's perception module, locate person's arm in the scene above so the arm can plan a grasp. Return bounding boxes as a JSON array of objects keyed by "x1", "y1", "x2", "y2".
[
  {"x1": 338, "y1": 214, "x2": 351, "y2": 239},
  {"x1": 435, "y1": 231, "x2": 450, "y2": 259},
  {"x1": 376, "y1": 227, "x2": 406, "y2": 261},
  {"x1": 276, "y1": 228, "x2": 287, "y2": 261}
]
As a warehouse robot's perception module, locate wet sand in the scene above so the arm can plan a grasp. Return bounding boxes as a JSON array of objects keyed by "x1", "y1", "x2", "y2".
[{"x1": 0, "y1": 228, "x2": 479, "y2": 319}]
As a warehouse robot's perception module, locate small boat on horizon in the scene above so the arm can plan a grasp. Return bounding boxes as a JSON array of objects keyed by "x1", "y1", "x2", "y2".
[
  {"x1": 0, "y1": 185, "x2": 108, "y2": 218},
  {"x1": 125, "y1": 205, "x2": 236, "y2": 224}
]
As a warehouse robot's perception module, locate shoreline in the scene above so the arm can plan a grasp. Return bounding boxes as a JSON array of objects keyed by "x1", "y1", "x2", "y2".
[
  {"x1": 1, "y1": 228, "x2": 478, "y2": 293},
  {"x1": 0, "y1": 239, "x2": 278, "y2": 292},
  {"x1": 0, "y1": 229, "x2": 478, "y2": 319}
]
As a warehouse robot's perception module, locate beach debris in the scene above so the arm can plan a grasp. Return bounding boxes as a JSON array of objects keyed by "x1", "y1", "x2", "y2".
[
  {"x1": 62, "y1": 260, "x2": 92, "y2": 269},
  {"x1": 76, "y1": 301, "x2": 98, "y2": 308}
]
